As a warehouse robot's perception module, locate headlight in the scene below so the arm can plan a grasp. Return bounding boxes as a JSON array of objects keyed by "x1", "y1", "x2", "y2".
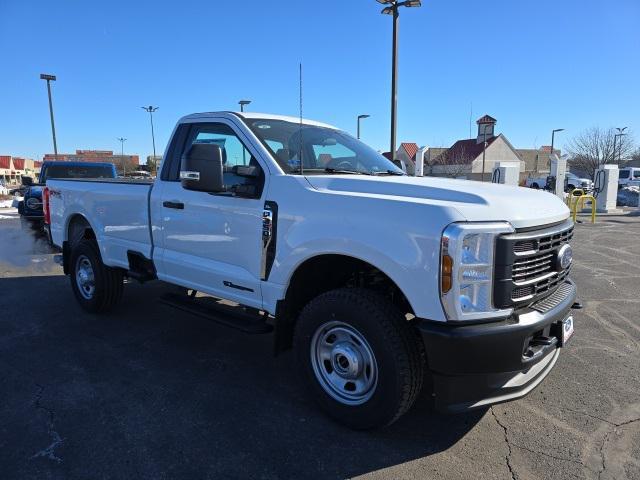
[
  {"x1": 26, "y1": 197, "x2": 42, "y2": 210},
  {"x1": 440, "y1": 222, "x2": 514, "y2": 322}
]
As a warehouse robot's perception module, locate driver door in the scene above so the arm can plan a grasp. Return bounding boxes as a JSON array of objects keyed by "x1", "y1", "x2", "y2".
[{"x1": 157, "y1": 120, "x2": 267, "y2": 309}]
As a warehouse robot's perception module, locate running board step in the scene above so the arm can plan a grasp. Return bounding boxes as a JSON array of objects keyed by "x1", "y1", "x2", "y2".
[{"x1": 160, "y1": 292, "x2": 273, "y2": 334}]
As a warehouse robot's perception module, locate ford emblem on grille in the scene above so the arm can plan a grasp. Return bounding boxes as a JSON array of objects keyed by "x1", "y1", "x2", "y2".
[{"x1": 557, "y1": 244, "x2": 573, "y2": 271}]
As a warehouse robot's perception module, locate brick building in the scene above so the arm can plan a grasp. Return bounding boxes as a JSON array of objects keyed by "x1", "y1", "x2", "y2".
[
  {"x1": 0, "y1": 156, "x2": 37, "y2": 185},
  {"x1": 43, "y1": 150, "x2": 140, "y2": 175}
]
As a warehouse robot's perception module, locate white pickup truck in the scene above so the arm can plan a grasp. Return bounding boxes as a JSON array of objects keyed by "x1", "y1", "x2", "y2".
[{"x1": 45, "y1": 112, "x2": 578, "y2": 429}]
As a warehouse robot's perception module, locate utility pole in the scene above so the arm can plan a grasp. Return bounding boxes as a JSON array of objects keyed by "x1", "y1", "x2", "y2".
[
  {"x1": 40, "y1": 74, "x2": 58, "y2": 160},
  {"x1": 117, "y1": 137, "x2": 127, "y2": 176},
  {"x1": 141, "y1": 106, "x2": 158, "y2": 170}
]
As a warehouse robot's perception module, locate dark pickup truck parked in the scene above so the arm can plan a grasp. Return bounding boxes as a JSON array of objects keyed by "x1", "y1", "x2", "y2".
[{"x1": 19, "y1": 161, "x2": 117, "y2": 227}]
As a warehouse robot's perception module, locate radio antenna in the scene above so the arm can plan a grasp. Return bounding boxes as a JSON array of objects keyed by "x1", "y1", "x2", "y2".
[{"x1": 299, "y1": 62, "x2": 304, "y2": 175}]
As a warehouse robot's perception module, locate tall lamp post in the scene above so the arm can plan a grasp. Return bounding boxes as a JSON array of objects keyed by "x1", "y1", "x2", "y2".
[
  {"x1": 377, "y1": 0, "x2": 422, "y2": 163},
  {"x1": 117, "y1": 137, "x2": 127, "y2": 176},
  {"x1": 481, "y1": 124, "x2": 489, "y2": 182},
  {"x1": 141, "y1": 106, "x2": 158, "y2": 170},
  {"x1": 549, "y1": 128, "x2": 564, "y2": 169},
  {"x1": 40, "y1": 74, "x2": 58, "y2": 160},
  {"x1": 239, "y1": 100, "x2": 251, "y2": 112},
  {"x1": 613, "y1": 127, "x2": 628, "y2": 165},
  {"x1": 357, "y1": 114, "x2": 370, "y2": 139}
]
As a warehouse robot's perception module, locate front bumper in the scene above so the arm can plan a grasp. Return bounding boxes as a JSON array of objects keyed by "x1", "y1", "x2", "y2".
[{"x1": 418, "y1": 279, "x2": 577, "y2": 413}]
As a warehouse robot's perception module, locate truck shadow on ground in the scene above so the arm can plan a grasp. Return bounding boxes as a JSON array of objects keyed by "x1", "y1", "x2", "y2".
[{"x1": 0, "y1": 275, "x2": 484, "y2": 479}]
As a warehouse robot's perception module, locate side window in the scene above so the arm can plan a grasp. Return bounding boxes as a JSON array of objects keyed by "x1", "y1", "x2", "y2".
[
  {"x1": 620, "y1": 170, "x2": 629, "y2": 179},
  {"x1": 183, "y1": 123, "x2": 264, "y2": 198}
]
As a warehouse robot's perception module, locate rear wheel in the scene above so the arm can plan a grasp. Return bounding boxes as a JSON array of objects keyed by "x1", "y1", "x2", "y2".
[
  {"x1": 293, "y1": 288, "x2": 425, "y2": 429},
  {"x1": 69, "y1": 239, "x2": 123, "y2": 313},
  {"x1": 531, "y1": 182, "x2": 540, "y2": 189}
]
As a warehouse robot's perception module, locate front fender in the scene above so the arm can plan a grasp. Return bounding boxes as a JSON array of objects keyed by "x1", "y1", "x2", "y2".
[{"x1": 267, "y1": 189, "x2": 464, "y2": 322}]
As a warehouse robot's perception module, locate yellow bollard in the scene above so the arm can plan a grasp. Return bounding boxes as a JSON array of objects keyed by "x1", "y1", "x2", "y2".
[{"x1": 571, "y1": 194, "x2": 596, "y2": 224}]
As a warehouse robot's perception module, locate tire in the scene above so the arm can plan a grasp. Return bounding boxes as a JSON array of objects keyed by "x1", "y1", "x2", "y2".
[
  {"x1": 293, "y1": 288, "x2": 425, "y2": 430},
  {"x1": 69, "y1": 239, "x2": 124, "y2": 313},
  {"x1": 531, "y1": 182, "x2": 540, "y2": 189}
]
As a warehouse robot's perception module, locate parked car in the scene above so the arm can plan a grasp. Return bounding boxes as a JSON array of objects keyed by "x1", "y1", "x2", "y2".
[
  {"x1": 19, "y1": 161, "x2": 117, "y2": 228},
  {"x1": 565, "y1": 172, "x2": 593, "y2": 192},
  {"x1": 618, "y1": 167, "x2": 640, "y2": 188},
  {"x1": 45, "y1": 112, "x2": 578, "y2": 429},
  {"x1": 526, "y1": 173, "x2": 592, "y2": 192}
]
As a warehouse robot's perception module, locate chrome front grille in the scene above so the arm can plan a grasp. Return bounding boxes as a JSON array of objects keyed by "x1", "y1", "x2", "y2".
[
  {"x1": 510, "y1": 224, "x2": 573, "y2": 302},
  {"x1": 494, "y1": 219, "x2": 574, "y2": 308}
]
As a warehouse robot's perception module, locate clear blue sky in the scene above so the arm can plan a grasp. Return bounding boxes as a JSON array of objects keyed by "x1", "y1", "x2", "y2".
[{"x1": 1, "y1": 0, "x2": 638, "y2": 162}]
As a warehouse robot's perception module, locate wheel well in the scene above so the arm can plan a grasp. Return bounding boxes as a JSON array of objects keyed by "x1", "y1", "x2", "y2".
[
  {"x1": 67, "y1": 214, "x2": 96, "y2": 245},
  {"x1": 274, "y1": 255, "x2": 413, "y2": 353}
]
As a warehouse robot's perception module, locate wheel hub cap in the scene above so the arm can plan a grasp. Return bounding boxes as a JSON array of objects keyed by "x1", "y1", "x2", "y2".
[
  {"x1": 75, "y1": 255, "x2": 95, "y2": 300},
  {"x1": 310, "y1": 321, "x2": 378, "y2": 405}
]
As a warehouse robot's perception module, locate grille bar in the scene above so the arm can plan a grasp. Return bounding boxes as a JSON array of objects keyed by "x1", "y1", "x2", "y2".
[{"x1": 494, "y1": 219, "x2": 574, "y2": 308}]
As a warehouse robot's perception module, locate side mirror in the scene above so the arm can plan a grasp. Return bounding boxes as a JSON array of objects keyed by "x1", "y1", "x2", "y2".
[
  {"x1": 180, "y1": 143, "x2": 225, "y2": 192},
  {"x1": 21, "y1": 176, "x2": 33, "y2": 186}
]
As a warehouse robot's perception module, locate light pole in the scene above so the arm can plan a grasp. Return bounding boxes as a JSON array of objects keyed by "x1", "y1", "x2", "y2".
[
  {"x1": 239, "y1": 100, "x2": 251, "y2": 112},
  {"x1": 550, "y1": 128, "x2": 564, "y2": 158},
  {"x1": 117, "y1": 137, "x2": 127, "y2": 176},
  {"x1": 141, "y1": 106, "x2": 158, "y2": 168},
  {"x1": 481, "y1": 124, "x2": 489, "y2": 182},
  {"x1": 357, "y1": 114, "x2": 370, "y2": 139},
  {"x1": 614, "y1": 127, "x2": 628, "y2": 164},
  {"x1": 40, "y1": 74, "x2": 58, "y2": 160},
  {"x1": 549, "y1": 128, "x2": 564, "y2": 169},
  {"x1": 377, "y1": 0, "x2": 422, "y2": 163}
]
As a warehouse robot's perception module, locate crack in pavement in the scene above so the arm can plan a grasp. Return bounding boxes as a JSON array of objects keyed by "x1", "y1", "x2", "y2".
[
  {"x1": 509, "y1": 442, "x2": 596, "y2": 473},
  {"x1": 31, "y1": 384, "x2": 64, "y2": 464},
  {"x1": 597, "y1": 417, "x2": 640, "y2": 480},
  {"x1": 491, "y1": 407, "x2": 518, "y2": 480}
]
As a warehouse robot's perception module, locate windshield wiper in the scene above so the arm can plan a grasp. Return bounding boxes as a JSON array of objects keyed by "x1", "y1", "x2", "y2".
[
  {"x1": 289, "y1": 167, "x2": 369, "y2": 175},
  {"x1": 370, "y1": 170, "x2": 405, "y2": 176},
  {"x1": 323, "y1": 168, "x2": 369, "y2": 175}
]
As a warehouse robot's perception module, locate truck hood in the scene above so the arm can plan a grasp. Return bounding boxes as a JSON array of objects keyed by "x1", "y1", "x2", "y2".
[{"x1": 306, "y1": 175, "x2": 570, "y2": 229}]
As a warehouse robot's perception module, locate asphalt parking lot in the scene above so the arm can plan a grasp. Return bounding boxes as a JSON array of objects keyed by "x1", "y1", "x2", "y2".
[{"x1": 1, "y1": 207, "x2": 639, "y2": 480}]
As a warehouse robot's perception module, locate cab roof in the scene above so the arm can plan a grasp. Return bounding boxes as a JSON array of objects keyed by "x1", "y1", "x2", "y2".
[{"x1": 179, "y1": 111, "x2": 338, "y2": 130}]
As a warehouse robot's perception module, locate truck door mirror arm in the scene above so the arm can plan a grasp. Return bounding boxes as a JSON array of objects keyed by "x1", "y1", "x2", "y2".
[{"x1": 180, "y1": 143, "x2": 225, "y2": 193}]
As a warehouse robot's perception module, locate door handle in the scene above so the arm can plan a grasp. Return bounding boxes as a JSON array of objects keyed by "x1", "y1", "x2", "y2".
[{"x1": 163, "y1": 201, "x2": 184, "y2": 210}]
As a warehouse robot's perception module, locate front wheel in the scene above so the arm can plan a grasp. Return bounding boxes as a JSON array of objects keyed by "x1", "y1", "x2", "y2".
[
  {"x1": 69, "y1": 239, "x2": 124, "y2": 313},
  {"x1": 293, "y1": 288, "x2": 425, "y2": 429}
]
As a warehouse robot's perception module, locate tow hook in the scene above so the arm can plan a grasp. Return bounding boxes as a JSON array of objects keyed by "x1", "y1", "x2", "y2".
[{"x1": 571, "y1": 302, "x2": 583, "y2": 310}]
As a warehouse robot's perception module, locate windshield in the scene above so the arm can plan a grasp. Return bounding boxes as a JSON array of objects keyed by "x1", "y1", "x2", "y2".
[
  {"x1": 42, "y1": 165, "x2": 115, "y2": 181},
  {"x1": 244, "y1": 118, "x2": 404, "y2": 175}
]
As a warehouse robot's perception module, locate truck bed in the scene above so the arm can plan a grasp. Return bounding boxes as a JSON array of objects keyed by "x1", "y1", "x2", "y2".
[{"x1": 48, "y1": 178, "x2": 155, "y2": 270}]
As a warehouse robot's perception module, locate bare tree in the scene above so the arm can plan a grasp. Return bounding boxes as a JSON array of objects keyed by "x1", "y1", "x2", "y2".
[
  {"x1": 435, "y1": 145, "x2": 472, "y2": 178},
  {"x1": 566, "y1": 127, "x2": 635, "y2": 179}
]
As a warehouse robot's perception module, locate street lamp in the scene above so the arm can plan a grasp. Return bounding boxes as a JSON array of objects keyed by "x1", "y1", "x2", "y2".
[
  {"x1": 40, "y1": 74, "x2": 58, "y2": 160},
  {"x1": 377, "y1": 0, "x2": 422, "y2": 163},
  {"x1": 141, "y1": 106, "x2": 159, "y2": 167},
  {"x1": 239, "y1": 100, "x2": 251, "y2": 112},
  {"x1": 117, "y1": 137, "x2": 127, "y2": 176},
  {"x1": 613, "y1": 127, "x2": 628, "y2": 164},
  {"x1": 549, "y1": 128, "x2": 564, "y2": 169},
  {"x1": 357, "y1": 114, "x2": 370, "y2": 139},
  {"x1": 481, "y1": 124, "x2": 490, "y2": 182}
]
